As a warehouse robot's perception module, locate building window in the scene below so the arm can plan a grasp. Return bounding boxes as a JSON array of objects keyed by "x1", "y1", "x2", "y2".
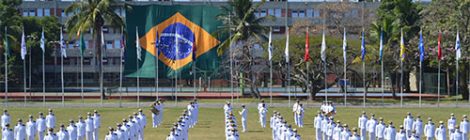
[
  {"x1": 314, "y1": 9, "x2": 320, "y2": 17},
  {"x1": 106, "y1": 41, "x2": 113, "y2": 49},
  {"x1": 291, "y1": 10, "x2": 298, "y2": 17},
  {"x1": 61, "y1": 10, "x2": 65, "y2": 17},
  {"x1": 307, "y1": 9, "x2": 313, "y2": 17},
  {"x1": 44, "y1": 8, "x2": 50, "y2": 16},
  {"x1": 83, "y1": 58, "x2": 91, "y2": 65},
  {"x1": 260, "y1": 10, "x2": 267, "y2": 17},
  {"x1": 299, "y1": 10, "x2": 305, "y2": 17},
  {"x1": 268, "y1": 9, "x2": 274, "y2": 16},
  {"x1": 274, "y1": 8, "x2": 281, "y2": 17},
  {"x1": 37, "y1": 8, "x2": 43, "y2": 17},
  {"x1": 114, "y1": 40, "x2": 120, "y2": 48},
  {"x1": 102, "y1": 27, "x2": 109, "y2": 33},
  {"x1": 29, "y1": 9, "x2": 35, "y2": 16},
  {"x1": 22, "y1": 10, "x2": 28, "y2": 16}
]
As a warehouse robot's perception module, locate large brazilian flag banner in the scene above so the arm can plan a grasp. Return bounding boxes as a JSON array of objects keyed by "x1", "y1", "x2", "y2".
[{"x1": 125, "y1": 4, "x2": 223, "y2": 78}]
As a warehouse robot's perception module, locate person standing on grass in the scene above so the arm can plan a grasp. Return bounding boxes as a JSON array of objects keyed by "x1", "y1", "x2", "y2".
[
  {"x1": 2, "y1": 124, "x2": 14, "y2": 140},
  {"x1": 137, "y1": 109, "x2": 146, "y2": 137},
  {"x1": 358, "y1": 111, "x2": 368, "y2": 140},
  {"x1": 13, "y1": 119, "x2": 26, "y2": 140},
  {"x1": 25, "y1": 115, "x2": 36, "y2": 140},
  {"x1": 375, "y1": 117, "x2": 386, "y2": 140},
  {"x1": 85, "y1": 113, "x2": 94, "y2": 140},
  {"x1": 424, "y1": 118, "x2": 435, "y2": 140},
  {"x1": 384, "y1": 121, "x2": 396, "y2": 140},
  {"x1": 67, "y1": 120, "x2": 77, "y2": 140},
  {"x1": 396, "y1": 125, "x2": 407, "y2": 140},
  {"x1": 259, "y1": 103, "x2": 268, "y2": 128},
  {"x1": 36, "y1": 112, "x2": 46, "y2": 140},
  {"x1": 56, "y1": 124, "x2": 69, "y2": 140},
  {"x1": 92, "y1": 110, "x2": 100, "y2": 140},
  {"x1": 296, "y1": 104, "x2": 304, "y2": 128},
  {"x1": 1, "y1": 110, "x2": 10, "y2": 129},
  {"x1": 366, "y1": 114, "x2": 377, "y2": 140},
  {"x1": 43, "y1": 128, "x2": 57, "y2": 140},
  {"x1": 151, "y1": 102, "x2": 159, "y2": 128},
  {"x1": 314, "y1": 111, "x2": 323, "y2": 140},
  {"x1": 76, "y1": 116, "x2": 86, "y2": 140},
  {"x1": 238, "y1": 105, "x2": 247, "y2": 132},
  {"x1": 46, "y1": 109, "x2": 56, "y2": 129},
  {"x1": 292, "y1": 100, "x2": 300, "y2": 125},
  {"x1": 448, "y1": 113, "x2": 456, "y2": 136},
  {"x1": 435, "y1": 121, "x2": 446, "y2": 140},
  {"x1": 403, "y1": 112, "x2": 414, "y2": 137},
  {"x1": 412, "y1": 115, "x2": 423, "y2": 139},
  {"x1": 460, "y1": 115, "x2": 469, "y2": 140},
  {"x1": 349, "y1": 128, "x2": 361, "y2": 140},
  {"x1": 340, "y1": 124, "x2": 351, "y2": 140},
  {"x1": 333, "y1": 120, "x2": 343, "y2": 140},
  {"x1": 104, "y1": 127, "x2": 117, "y2": 140},
  {"x1": 451, "y1": 125, "x2": 463, "y2": 140}
]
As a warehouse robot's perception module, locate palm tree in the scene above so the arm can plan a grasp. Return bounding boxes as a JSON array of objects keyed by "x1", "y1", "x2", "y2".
[
  {"x1": 65, "y1": 0, "x2": 125, "y2": 97},
  {"x1": 216, "y1": 0, "x2": 271, "y2": 98}
]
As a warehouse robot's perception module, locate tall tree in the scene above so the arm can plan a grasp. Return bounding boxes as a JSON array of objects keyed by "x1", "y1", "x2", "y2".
[
  {"x1": 65, "y1": 0, "x2": 125, "y2": 94},
  {"x1": 421, "y1": 0, "x2": 469, "y2": 100},
  {"x1": 216, "y1": 0, "x2": 270, "y2": 98},
  {"x1": 373, "y1": 0, "x2": 421, "y2": 95}
]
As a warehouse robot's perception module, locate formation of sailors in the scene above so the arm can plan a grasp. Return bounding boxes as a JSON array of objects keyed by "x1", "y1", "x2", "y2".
[
  {"x1": 270, "y1": 111, "x2": 301, "y2": 140},
  {"x1": 104, "y1": 109, "x2": 146, "y2": 140},
  {"x1": 1, "y1": 109, "x2": 102, "y2": 140},
  {"x1": 224, "y1": 102, "x2": 240, "y2": 140},
  {"x1": 315, "y1": 111, "x2": 469, "y2": 140},
  {"x1": 166, "y1": 100, "x2": 199, "y2": 140}
]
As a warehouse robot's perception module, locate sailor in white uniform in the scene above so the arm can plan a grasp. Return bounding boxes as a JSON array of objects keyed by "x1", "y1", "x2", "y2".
[
  {"x1": 2, "y1": 124, "x2": 14, "y2": 140},
  {"x1": 76, "y1": 116, "x2": 86, "y2": 140},
  {"x1": 104, "y1": 128, "x2": 117, "y2": 140},
  {"x1": 412, "y1": 115, "x2": 423, "y2": 138},
  {"x1": 13, "y1": 119, "x2": 26, "y2": 140},
  {"x1": 314, "y1": 111, "x2": 323, "y2": 140},
  {"x1": 340, "y1": 124, "x2": 351, "y2": 140},
  {"x1": 451, "y1": 126, "x2": 463, "y2": 140},
  {"x1": 424, "y1": 118, "x2": 435, "y2": 140},
  {"x1": 375, "y1": 117, "x2": 386, "y2": 140},
  {"x1": 137, "y1": 109, "x2": 146, "y2": 139},
  {"x1": 292, "y1": 100, "x2": 300, "y2": 125},
  {"x1": 43, "y1": 128, "x2": 57, "y2": 140},
  {"x1": 259, "y1": 103, "x2": 267, "y2": 128},
  {"x1": 384, "y1": 121, "x2": 396, "y2": 140},
  {"x1": 25, "y1": 115, "x2": 36, "y2": 140},
  {"x1": 67, "y1": 120, "x2": 77, "y2": 140},
  {"x1": 1, "y1": 110, "x2": 10, "y2": 129},
  {"x1": 92, "y1": 110, "x2": 100, "y2": 140},
  {"x1": 56, "y1": 124, "x2": 69, "y2": 140},
  {"x1": 366, "y1": 114, "x2": 377, "y2": 140},
  {"x1": 358, "y1": 111, "x2": 368, "y2": 140},
  {"x1": 396, "y1": 125, "x2": 407, "y2": 140},
  {"x1": 36, "y1": 112, "x2": 46, "y2": 140},
  {"x1": 238, "y1": 105, "x2": 247, "y2": 132},
  {"x1": 435, "y1": 121, "x2": 446, "y2": 140},
  {"x1": 460, "y1": 115, "x2": 469, "y2": 140},
  {"x1": 295, "y1": 104, "x2": 304, "y2": 128},
  {"x1": 349, "y1": 128, "x2": 361, "y2": 140},
  {"x1": 403, "y1": 112, "x2": 414, "y2": 137},
  {"x1": 85, "y1": 113, "x2": 94, "y2": 140},
  {"x1": 448, "y1": 113, "x2": 457, "y2": 136},
  {"x1": 45, "y1": 109, "x2": 56, "y2": 129}
]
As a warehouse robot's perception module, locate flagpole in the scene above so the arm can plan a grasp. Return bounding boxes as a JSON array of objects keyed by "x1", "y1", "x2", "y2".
[
  {"x1": 400, "y1": 60, "x2": 403, "y2": 108},
  {"x1": 24, "y1": 54, "x2": 27, "y2": 106},
  {"x1": 81, "y1": 44, "x2": 84, "y2": 105},
  {"x1": 193, "y1": 59, "x2": 196, "y2": 99},
  {"x1": 137, "y1": 56, "x2": 140, "y2": 108},
  {"x1": 228, "y1": 13, "x2": 234, "y2": 104},
  {"x1": 119, "y1": 29, "x2": 123, "y2": 108},
  {"x1": 343, "y1": 28, "x2": 347, "y2": 106},
  {"x1": 381, "y1": 56, "x2": 384, "y2": 105},
  {"x1": 154, "y1": 27, "x2": 159, "y2": 102},
  {"x1": 3, "y1": 27, "x2": 7, "y2": 107},
  {"x1": 269, "y1": 54, "x2": 273, "y2": 106},
  {"x1": 456, "y1": 58, "x2": 459, "y2": 107},
  {"x1": 419, "y1": 60, "x2": 422, "y2": 108},
  {"x1": 42, "y1": 38, "x2": 45, "y2": 107},
  {"x1": 438, "y1": 60, "x2": 441, "y2": 107},
  {"x1": 362, "y1": 61, "x2": 366, "y2": 108},
  {"x1": 28, "y1": 40, "x2": 31, "y2": 103},
  {"x1": 61, "y1": 44, "x2": 64, "y2": 106}
]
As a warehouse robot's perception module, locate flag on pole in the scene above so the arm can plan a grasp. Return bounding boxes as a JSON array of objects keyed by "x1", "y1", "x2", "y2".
[
  {"x1": 342, "y1": 28, "x2": 347, "y2": 62},
  {"x1": 121, "y1": 31, "x2": 126, "y2": 56},
  {"x1": 285, "y1": 27, "x2": 289, "y2": 63},
  {"x1": 437, "y1": 31, "x2": 442, "y2": 61},
  {"x1": 20, "y1": 30, "x2": 26, "y2": 60},
  {"x1": 101, "y1": 27, "x2": 107, "y2": 58},
  {"x1": 304, "y1": 27, "x2": 310, "y2": 62},
  {"x1": 60, "y1": 28, "x2": 67, "y2": 58},
  {"x1": 40, "y1": 28, "x2": 45, "y2": 52},
  {"x1": 3, "y1": 28, "x2": 9, "y2": 56},
  {"x1": 136, "y1": 27, "x2": 141, "y2": 61},
  {"x1": 79, "y1": 32, "x2": 86, "y2": 56},
  {"x1": 361, "y1": 30, "x2": 366, "y2": 62},
  {"x1": 418, "y1": 29, "x2": 425, "y2": 62},
  {"x1": 455, "y1": 31, "x2": 461, "y2": 61},
  {"x1": 154, "y1": 28, "x2": 160, "y2": 57},
  {"x1": 268, "y1": 27, "x2": 273, "y2": 61},
  {"x1": 379, "y1": 30, "x2": 383, "y2": 61},
  {"x1": 321, "y1": 30, "x2": 326, "y2": 62},
  {"x1": 400, "y1": 29, "x2": 405, "y2": 61}
]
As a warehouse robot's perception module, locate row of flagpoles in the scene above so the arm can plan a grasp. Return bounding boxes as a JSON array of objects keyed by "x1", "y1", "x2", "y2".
[{"x1": 268, "y1": 25, "x2": 465, "y2": 107}]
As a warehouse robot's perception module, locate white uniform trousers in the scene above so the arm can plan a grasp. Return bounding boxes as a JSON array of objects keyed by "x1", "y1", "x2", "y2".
[
  {"x1": 86, "y1": 131, "x2": 93, "y2": 140},
  {"x1": 241, "y1": 119, "x2": 247, "y2": 132},
  {"x1": 93, "y1": 128, "x2": 99, "y2": 140},
  {"x1": 360, "y1": 128, "x2": 366, "y2": 140},
  {"x1": 27, "y1": 134, "x2": 34, "y2": 140},
  {"x1": 315, "y1": 128, "x2": 322, "y2": 140},
  {"x1": 152, "y1": 113, "x2": 158, "y2": 127},
  {"x1": 38, "y1": 131, "x2": 45, "y2": 140},
  {"x1": 369, "y1": 132, "x2": 376, "y2": 140},
  {"x1": 462, "y1": 133, "x2": 467, "y2": 140},
  {"x1": 77, "y1": 135, "x2": 84, "y2": 140},
  {"x1": 426, "y1": 137, "x2": 434, "y2": 140}
]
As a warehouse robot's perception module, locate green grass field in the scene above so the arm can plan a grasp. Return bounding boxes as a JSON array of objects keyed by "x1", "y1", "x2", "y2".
[{"x1": 1, "y1": 107, "x2": 469, "y2": 139}]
